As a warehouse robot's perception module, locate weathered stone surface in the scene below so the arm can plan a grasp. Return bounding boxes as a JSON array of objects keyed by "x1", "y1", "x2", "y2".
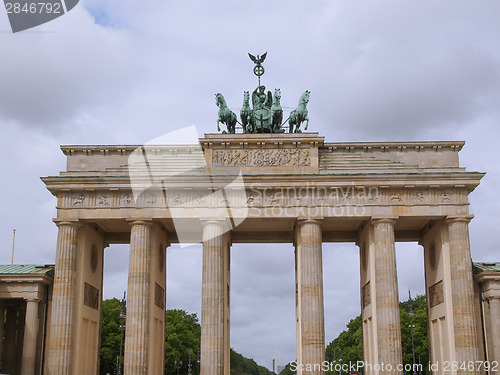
[
  {"x1": 21, "y1": 300, "x2": 40, "y2": 375},
  {"x1": 47, "y1": 221, "x2": 80, "y2": 375},
  {"x1": 295, "y1": 219, "x2": 325, "y2": 375},
  {"x1": 124, "y1": 221, "x2": 153, "y2": 375},
  {"x1": 447, "y1": 218, "x2": 480, "y2": 374},
  {"x1": 40, "y1": 133, "x2": 485, "y2": 375},
  {"x1": 201, "y1": 221, "x2": 230, "y2": 375}
]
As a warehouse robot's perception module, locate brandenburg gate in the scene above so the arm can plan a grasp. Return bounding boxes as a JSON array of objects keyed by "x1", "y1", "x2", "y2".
[{"x1": 41, "y1": 131, "x2": 484, "y2": 375}]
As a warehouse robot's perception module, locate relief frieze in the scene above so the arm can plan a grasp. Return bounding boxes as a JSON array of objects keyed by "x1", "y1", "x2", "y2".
[
  {"x1": 61, "y1": 186, "x2": 465, "y2": 212},
  {"x1": 414, "y1": 191, "x2": 425, "y2": 204},
  {"x1": 84, "y1": 282, "x2": 99, "y2": 310},
  {"x1": 97, "y1": 194, "x2": 111, "y2": 206},
  {"x1": 429, "y1": 280, "x2": 444, "y2": 308},
  {"x1": 212, "y1": 148, "x2": 311, "y2": 167},
  {"x1": 362, "y1": 282, "x2": 371, "y2": 309},
  {"x1": 121, "y1": 193, "x2": 134, "y2": 206},
  {"x1": 72, "y1": 193, "x2": 87, "y2": 206}
]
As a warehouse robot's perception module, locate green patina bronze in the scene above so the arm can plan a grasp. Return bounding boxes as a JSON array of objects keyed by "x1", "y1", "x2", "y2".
[
  {"x1": 216, "y1": 93, "x2": 237, "y2": 134},
  {"x1": 289, "y1": 90, "x2": 310, "y2": 133},
  {"x1": 215, "y1": 53, "x2": 310, "y2": 134}
]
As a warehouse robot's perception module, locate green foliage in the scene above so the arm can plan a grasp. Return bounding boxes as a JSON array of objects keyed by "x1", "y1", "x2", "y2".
[
  {"x1": 230, "y1": 349, "x2": 273, "y2": 375},
  {"x1": 100, "y1": 298, "x2": 125, "y2": 375},
  {"x1": 165, "y1": 309, "x2": 201, "y2": 375},
  {"x1": 325, "y1": 295, "x2": 429, "y2": 375},
  {"x1": 399, "y1": 295, "x2": 429, "y2": 374},
  {"x1": 100, "y1": 300, "x2": 272, "y2": 375},
  {"x1": 278, "y1": 362, "x2": 297, "y2": 375},
  {"x1": 325, "y1": 316, "x2": 363, "y2": 375}
]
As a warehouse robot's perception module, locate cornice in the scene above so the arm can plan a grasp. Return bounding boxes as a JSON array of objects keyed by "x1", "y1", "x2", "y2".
[{"x1": 322, "y1": 141, "x2": 464, "y2": 152}]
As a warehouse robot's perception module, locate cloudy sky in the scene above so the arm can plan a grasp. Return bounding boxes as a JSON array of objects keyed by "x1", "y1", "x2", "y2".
[{"x1": 1, "y1": 0, "x2": 500, "y2": 370}]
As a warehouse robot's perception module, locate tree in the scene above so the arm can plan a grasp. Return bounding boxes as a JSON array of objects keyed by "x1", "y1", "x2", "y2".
[
  {"x1": 230, "y1": 349, "x2": 273, "y2": 375},
  {"x1": 325, "y1": 295, "x2": 429, "y2": 375},
  {"x1": 100, "y1": 300, "x2": 272, "y2": 375},
  {"x1": 325, "y1": 316, "x2": 363, "y2": 375},
  {"x1": 100, "y1": 298, "x2": 124, "y2": 375},
  {"x1": 399, "y1": 295, "x2": 429, "y2": 374},
  {"x1": 165, "y1": 309, "x2": 201, "y2": 375},
  {"x1": 278, "y1": 362, "x2": 297, "y2": 375}
]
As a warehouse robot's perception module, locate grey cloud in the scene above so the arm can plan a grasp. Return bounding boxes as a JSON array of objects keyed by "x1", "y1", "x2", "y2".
[
  {"x1": 1, "y1": 0, "x2": 499, "y2": 369},
  {"x1": 0, "y1": 8, "x2": 142, "y2": 127}
]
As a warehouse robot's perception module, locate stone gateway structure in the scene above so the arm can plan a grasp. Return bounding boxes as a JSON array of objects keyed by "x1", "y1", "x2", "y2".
[{"x1": 38, "y1": 132, "x2": 494, "y2": 375}]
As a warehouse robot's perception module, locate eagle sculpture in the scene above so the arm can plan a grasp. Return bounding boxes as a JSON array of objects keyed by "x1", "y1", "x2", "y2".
[{"x1": 248, "y1": 52, "x2": 267, "y2": 65}]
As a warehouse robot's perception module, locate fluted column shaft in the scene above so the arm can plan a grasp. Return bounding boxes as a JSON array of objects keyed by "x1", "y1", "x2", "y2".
[
  {"x1": 296, "y1": 219, "x2": 325, "y2": 375},
  {"x1": 447, "y1": 218, "x2": 480, "y2": 374},
  {"x1": 48, "y1": 221, "x2": 80, "y2": 375},
  {"x1": 201, "y1": 221, "x2": 225, "y2": 375},
  {"x1": 488, "y1": 297, "x2": 500, "y2": 363},
  {"x1": 124, "y1": 221, "x2": 153, "y2": 375},
  {"x1": 22, "y1": 299, "x2": 40, "y2": 375},
  {"x1": 372, "y1": 219, "x2": 402, "y2": 374}
]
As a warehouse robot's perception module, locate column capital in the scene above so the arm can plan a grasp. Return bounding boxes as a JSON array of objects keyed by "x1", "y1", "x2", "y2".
[
  {"x1": 200, "y1": 219, "x2": 227, "y2": 227},
  {"x1": 296, "y1": 218, "x2": 323, "y2": 227},
  {"x1": 53, "y1": 219, "x2": 82, "y2": 228},
  {"x1": 127, "y1": 219, "x2": 154, "y2": 227},
  {"x1": 445, "y1": 215, "x2": 474, "y2": 224},
  {"x1": 24, "y1": 298, "x2": 41, "y2": 303},
  {"x1": 371, "y1": 217, "x2": 398, "y2": 226}
]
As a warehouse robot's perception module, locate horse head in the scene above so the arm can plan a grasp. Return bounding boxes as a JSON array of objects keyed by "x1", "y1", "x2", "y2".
[
  {"x1": 215, "y1": 93, "x2": 225, "y2": 108},
  {"x1": 273, "y1": 88, "x2": 281, "y2": 103},
  {"x1": 243, "y1": 91, "x2": 250, "y2": 105},
  {"x1": 300, "y1": 90, "x2": 310, "y2": 105}
]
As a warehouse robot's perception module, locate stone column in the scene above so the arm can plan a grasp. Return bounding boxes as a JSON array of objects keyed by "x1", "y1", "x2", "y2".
[
  {"x1": 295, "y1": 219, "x2": 325, "y2": 375},
  {"x1": 16, "y1": 306, "x2": 27, "y2": 375},
  {"x1": 21, "y1": 299, "x2": 40, "y2": 375},
  {"x1": 0, "y1": 305, "x2": 4, "y2": 366},
  {"x1": 201, "y1": 221, "x2": 226, "y2": 375},
  {"x1": 2, "y1": 307, "x2": 18, "y2": 374},
  {"x1": 124, "y1": 221, "x2": 153, "y2": 375},
  {"x1": 372, "y1": 218, "x2": 402, "y2": 374},
  {"x1": 446, "y1": 217, "x2": 480, "y2": 373},
  {"x1": 47, "y1": 221, "x2": 80, "y2": 375},
  {"x1": 487, "y1": 296, "x2": 500, "y2": 363}
]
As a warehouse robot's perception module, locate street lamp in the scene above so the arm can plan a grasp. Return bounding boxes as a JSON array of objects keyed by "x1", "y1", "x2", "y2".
[
  {"x1": 188, "y1": 350, "x2": 193, "y2": 375},
  {"x1": 197, "y1": 350, "x2": 201, "y2": 375},
  {"x1": 174, "y1": 360, "x2": 183, "y2": 375},
  {"x1": 338, "y1": 349, "x2": 342, "y2": 375},
  {"x1": 116, "y1": 291, "x2": 126, "y2": 375},
  {"x1": 408, "y1": 289, "x2": 416, "y2": 375},
  {"x1": 333, "y1": 349, "x2": 342, "y2": 375}
]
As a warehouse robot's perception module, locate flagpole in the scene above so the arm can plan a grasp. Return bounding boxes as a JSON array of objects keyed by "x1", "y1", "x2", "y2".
[{"x1": 11, "y1": 229, "x2": 16, "y2": 265}]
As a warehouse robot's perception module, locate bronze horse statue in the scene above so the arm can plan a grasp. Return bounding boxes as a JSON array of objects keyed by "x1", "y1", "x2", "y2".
[
  {"x1": 289, "y1": 90, "x2": 310, "y2": 133},
  {"x1": 270, "y1": 88, "x2": 283, "y2": 133},
  {"x1": 240, "y1": 91, "x2": 254, "y2": 133},
  {"x1": 216, "y1": 93, "x2": 237, "y2": 134}
]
